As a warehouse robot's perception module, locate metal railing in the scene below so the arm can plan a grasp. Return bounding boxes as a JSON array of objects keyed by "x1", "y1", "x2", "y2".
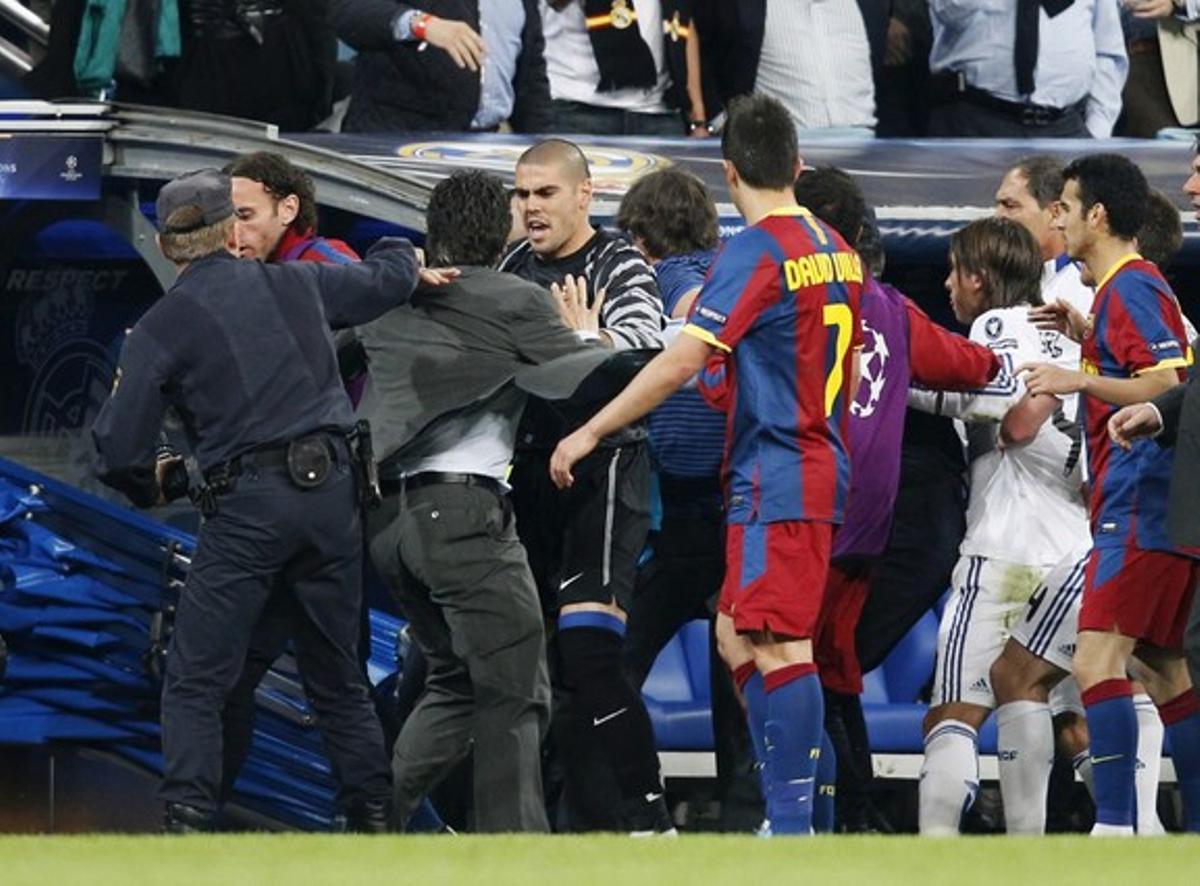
[
  {"x1": 0, "y1": 0, "x2": 49, "y2": 77},
  {"x1": 0, "y1": 100, "x2": 432, "y2": 287}
]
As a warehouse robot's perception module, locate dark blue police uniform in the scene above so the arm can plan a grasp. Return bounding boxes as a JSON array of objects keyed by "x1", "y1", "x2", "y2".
[{"x1": 92, "y1": 231, "x2": 421, "y2": 830}]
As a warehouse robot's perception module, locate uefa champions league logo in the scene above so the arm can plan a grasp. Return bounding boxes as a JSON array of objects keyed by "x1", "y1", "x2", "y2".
[
  {"x1": 60, "y1": 154, "x2": 83, "y2": 182},
  {"x1": 852, "y1": 321, "x2": 889, "y2": 419}
]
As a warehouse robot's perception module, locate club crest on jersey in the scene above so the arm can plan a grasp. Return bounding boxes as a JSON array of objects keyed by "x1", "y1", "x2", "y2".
[{"x1": 984, "y1": 316, "x2": 1003, "y2": 339}]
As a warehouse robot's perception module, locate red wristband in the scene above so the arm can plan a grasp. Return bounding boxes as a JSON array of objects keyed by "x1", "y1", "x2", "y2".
[{"x1": 412, "y1": 12, "x2": 433, "y2": 41}]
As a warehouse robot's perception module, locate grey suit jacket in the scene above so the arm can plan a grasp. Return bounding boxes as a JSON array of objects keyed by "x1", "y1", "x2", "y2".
[
  {"x1": 356, "y1": 266, "x2": 607, "y2": 463},
  {"x1": 1153, "y1": 369, "x2": 1200, "y2": 547}
]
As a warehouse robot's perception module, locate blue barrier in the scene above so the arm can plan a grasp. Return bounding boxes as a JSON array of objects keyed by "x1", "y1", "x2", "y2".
[
  {"x1": 0, "y1": 456, "x2": 409, "y2": 830},
  {"x1": 641, "y1": 610, "x2": 948, "y2": 757}
]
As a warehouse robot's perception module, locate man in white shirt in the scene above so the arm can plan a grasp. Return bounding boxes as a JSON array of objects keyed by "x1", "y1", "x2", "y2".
[
  {"x1": 693, "y1": 0, "x2": 876, "y2": 136},
  {"x1": 927, "y1": 0, "x2": 1127, "y2": 138},
  {"x1": 994, "y1": 155, "x2": 1095, "y2": 319}
]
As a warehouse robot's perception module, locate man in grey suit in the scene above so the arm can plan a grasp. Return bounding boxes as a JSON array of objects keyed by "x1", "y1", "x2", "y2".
[{"x1": 357, "y1": 169, "x2": 605, "y2": 832}]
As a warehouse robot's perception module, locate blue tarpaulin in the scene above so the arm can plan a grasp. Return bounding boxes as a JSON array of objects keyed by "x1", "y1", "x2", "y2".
[{"x1": 0, "y1": 457, "x2": 407, "y2": 830}]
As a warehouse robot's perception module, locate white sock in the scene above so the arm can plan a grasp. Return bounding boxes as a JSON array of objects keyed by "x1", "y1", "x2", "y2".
[
  {"x1": 996, "y1": 701, "x2": 1054, "y2": 835},
  {"x1": 919, "y1": 719, "x2": 979, "y2": 837},
  {"x1": 1133, "y1": 693, "x2": 1165, "y2": 836},
  {"x1": 1072, "y1": 750, "x2": 1095, "y2": 797}
]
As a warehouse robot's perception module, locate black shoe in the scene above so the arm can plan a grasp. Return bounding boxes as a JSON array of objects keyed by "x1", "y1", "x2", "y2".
[
  {"x1": 618, "y1": 793, "x2": 678, "y2": 837},
  {"x1": 344, "y1": 798, "x2": 391, "y2": 834},
  {"x1": 836, "y1": 798, "x2": 895, "y2": 835},
  {"x1": 163, "y1": 802, "x2": 215, "y2": 834}
]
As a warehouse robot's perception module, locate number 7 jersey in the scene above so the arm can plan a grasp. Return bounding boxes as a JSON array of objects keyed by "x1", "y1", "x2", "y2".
[{"x1": 683, "y1": 206, "x2": 864, "y2": 525}]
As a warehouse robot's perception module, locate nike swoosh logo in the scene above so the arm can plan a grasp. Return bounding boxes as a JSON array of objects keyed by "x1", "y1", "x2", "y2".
[
  {"x1": 1092, "y1": 754, "x2": 1124, "y2": 765},
  {"x1": 593, "y1": 707, "x2": 628, "y2": 726},
  {"x1": 645, "y1": 793, "x2": 663, "y2": 803},
  {"x1": 560, "y1": 572, "x2": 585, "y2": 590}
]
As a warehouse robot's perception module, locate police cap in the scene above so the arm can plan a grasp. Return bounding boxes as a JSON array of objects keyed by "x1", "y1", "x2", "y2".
[{"x1": 156, "y1": 169, "x2": 235, "y2": 233}]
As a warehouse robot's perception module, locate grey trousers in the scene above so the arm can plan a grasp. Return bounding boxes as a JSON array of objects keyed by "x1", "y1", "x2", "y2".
[{"x1": 366, "y1": 481, "x2": 551, "y2": 832}]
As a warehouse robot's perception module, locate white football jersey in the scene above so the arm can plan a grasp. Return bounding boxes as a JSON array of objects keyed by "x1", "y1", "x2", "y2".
[
  {"x1": 910, "y1": 304, "x2": 1090, "y2": 567},
  {"x1": 1042, "y1": 257, "x2": 1093, "y2": 318}
]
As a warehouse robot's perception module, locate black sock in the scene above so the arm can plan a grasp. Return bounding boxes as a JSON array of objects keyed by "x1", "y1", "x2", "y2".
[
  {"x1": 824, "y1": 688, "x2": 874, "y2": 830},
  {"x1": 558, "y1": 625, "x2": 664, "y2": 806}
]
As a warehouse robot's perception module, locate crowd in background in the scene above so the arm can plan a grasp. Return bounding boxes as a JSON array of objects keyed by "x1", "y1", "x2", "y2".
[{"x1": 12, "y1": 0, "x2": 1200, "y2": 140}]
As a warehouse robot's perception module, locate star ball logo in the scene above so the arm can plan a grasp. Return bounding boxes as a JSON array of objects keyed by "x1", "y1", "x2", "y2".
[
  {"x1": 853, "y1": 321, "x2": 890, "y2": 419},
  {"x1": 392, "y1": 142, "x2": 669, "y2": 195},
  {"x1": 60, "y1": 154, "x2": 82, "y2": 183}
]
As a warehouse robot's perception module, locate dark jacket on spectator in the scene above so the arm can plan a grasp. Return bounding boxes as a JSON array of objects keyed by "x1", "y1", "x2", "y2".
[
  {"x1": 333, "y1": 0, "x2": 551, "y2": 133},
  {"x1": 691, "y1": 0, "x2": 764, "y2": 113},
  {"x1": 1152, "y1": 355, "x2": 1200, "y2": 548}
]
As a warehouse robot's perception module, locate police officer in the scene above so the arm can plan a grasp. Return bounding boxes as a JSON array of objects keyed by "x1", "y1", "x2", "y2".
[
  {"x1": 216, "y1": 150, "x2": 372, "y2": 808},
  {"x1": 91, "y1": 169, "x2": 443, "y2": 833}
]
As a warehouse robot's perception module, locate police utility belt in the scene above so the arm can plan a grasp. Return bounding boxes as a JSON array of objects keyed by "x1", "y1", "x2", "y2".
[{"x1": 175, "y1": 422, "x2": 382, "y2": 516}]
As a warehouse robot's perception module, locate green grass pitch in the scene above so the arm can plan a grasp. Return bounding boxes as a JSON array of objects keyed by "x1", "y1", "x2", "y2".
[{"x1": 3, "y1": 835, "x2": 1200, "y2": 885}]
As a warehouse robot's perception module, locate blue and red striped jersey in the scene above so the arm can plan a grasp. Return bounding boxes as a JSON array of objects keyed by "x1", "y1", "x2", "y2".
[
  {"x1": 273, "y1": 226, "x2": 361, "y2": 265},
  {"x1": 683, "y1": 206, "x2": 863, "y2": 525},
  {"x1": 1081, "y1": 255, "x2": 1191, "y2": 552}
]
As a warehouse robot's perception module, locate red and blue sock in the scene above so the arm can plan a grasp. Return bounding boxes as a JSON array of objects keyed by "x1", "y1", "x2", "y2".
[
  {"x1": 733, "y1": 662, "x2": 767, "y2": 797},
  {"x1": 1082, "y1": 678, "x2": 1137, "y2": 829},
  {"x1": 763, "y1": 663, "x2": 824, "y2": 835},
  {"x1": 1158, "y1": 690, "x2": 1200, "y2": 832},
  {"x1": 813, "y1": 730, "x2": 837, "y2": 833}
]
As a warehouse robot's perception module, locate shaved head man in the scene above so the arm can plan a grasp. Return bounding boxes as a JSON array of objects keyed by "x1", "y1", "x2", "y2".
[
  {"x1": 499, "y1": 138, "x2": 670, "y2": 833},
  {"x1": 512, "y1": 139, "x2": 596, "y2": 260}
]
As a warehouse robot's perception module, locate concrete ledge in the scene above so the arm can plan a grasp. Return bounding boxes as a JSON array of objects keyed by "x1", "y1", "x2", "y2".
[{"x1": 660, "y1": 751, "x2": 1178, "y2": 783}]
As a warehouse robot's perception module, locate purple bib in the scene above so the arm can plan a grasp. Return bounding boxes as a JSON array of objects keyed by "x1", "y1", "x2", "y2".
[{"x1": 832, "y1": 278, "x2": 912, "y2": 559}]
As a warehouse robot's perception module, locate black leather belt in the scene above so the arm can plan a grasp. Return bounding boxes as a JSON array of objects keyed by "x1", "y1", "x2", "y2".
[
  {"x1": 204, "y1": 435, "x2": 342, "y2": 485},
  {"x1": 204, "y1": 443, "x2": 287, "y2": 485},
  {"x1": 962, "y1": 87, "x2": 1081, "y2": 126},
  {"x1": 378, "y1": 470, "x2": 506, "y2": 499},
  {"x1": 933, "y1": 71, "x2": 1082, "y2": 126},
  {"x1": 188, "y1": 0, "x2": 285, "y2": 40}
]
